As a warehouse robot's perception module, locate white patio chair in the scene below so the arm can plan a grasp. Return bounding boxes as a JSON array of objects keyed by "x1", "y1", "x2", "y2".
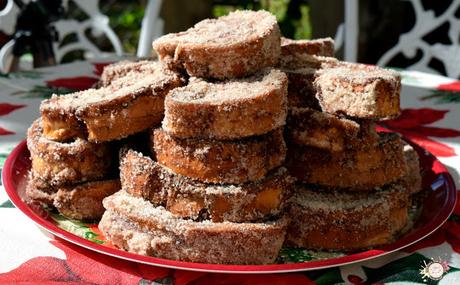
[{"x1": 0, "y1": 0, "x2": 164, "y2": 72}]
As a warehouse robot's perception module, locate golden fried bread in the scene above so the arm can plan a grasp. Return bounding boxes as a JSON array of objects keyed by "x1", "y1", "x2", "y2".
[
  {"x1": 163, "y1": 69, "x2": 287, "y2": 139},
  {"x1": 403, "y1": 143, "x2": 422, "y2": 195},
  {"x1": 100, "y1": 190, "x2": 288, "y2": 264},
  {"x1": 286, "y1": 182, "x2": 409, "y2": 251},
  {"x1": 152, "y1": 128, "x2": 286, "y2": 184},
  {"x1": 314, "y1": 63, "x2": 401, "y2": 119},
  {"x1": 27, "y1": 119, "x2": 113, "y2": 187},
  {"x1": 120, "y1": 149, "x2": 293, "y2": 222},
  {"x1": 99, "y1": 60, "x2": 157, "y2": 86},
  {"x1": 26, "y1": 173, "x2": 120, "y2": 220},
  {"x1": 286, "y1": 133, "x2": 407, "y2": 190},
  {"x1": 153, "y1": 10, "x2": 281, "y2": 79},
  {"x1": 286, "y1": 107, "x2": 378, "y2": 152},
  {"x1": 40, "y1": 61, "x2": 183, "y2": 142},
  {"x1": 281, "y1": 37, "x2": 334, "y2": 57}
]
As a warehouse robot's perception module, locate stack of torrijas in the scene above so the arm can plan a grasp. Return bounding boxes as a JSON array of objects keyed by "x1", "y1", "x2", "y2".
[
  {"x1": 99, "y1": 10, "x2": 295, "y2": 265},
  {"x1": 27, "y1": 60, "x2": 184, "y2": 219},
  {"x1": 24, "y1": 9, "x2": 424, "y2": 263},
  {"x1": 278, "y1": 38, "x2": 422, "y2": 251}
]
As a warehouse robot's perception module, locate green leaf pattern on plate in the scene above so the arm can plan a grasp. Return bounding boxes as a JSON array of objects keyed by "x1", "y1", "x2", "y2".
[{"x1": 49, "y1": 212, "x2": 104, "y2": 244}]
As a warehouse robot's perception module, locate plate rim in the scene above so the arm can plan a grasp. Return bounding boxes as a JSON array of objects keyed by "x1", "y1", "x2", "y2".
[{"x1": 2, "y1": 139, "x2": 457, "y2": 274}]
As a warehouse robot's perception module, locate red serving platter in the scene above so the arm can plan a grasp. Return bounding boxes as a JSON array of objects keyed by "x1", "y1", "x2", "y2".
[{"x1": 2, "y1": 139, "x2": 457, "y2": 273}]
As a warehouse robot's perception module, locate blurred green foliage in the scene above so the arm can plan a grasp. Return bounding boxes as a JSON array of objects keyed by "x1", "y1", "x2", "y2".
[
  {"x1": 100, "y1": 1, "x2": 145, "y2": 54},
  {"x1": 69, "y1": 0, "x2": 311, "y2": 55},
  {"x1": 213, "y1": 0, "x2": 312, "y2": 39}
]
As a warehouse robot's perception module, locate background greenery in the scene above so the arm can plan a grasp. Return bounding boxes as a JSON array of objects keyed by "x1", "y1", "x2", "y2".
[{"x1": 99, "y1": 0, "x2": 312, "y2": 54}]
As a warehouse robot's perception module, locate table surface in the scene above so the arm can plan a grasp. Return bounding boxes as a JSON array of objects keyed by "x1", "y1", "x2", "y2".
[{"x1": 0, "y1": 61, "x2": 460, "y2": 285}]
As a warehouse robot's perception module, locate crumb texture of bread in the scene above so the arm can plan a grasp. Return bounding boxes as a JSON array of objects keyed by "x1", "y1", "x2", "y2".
[
  {"x1": 99, "y1": 190, "x2": 287, "y2": 264},
  {"x1": 40, "y1": 61, "x2": 184, "y2": 142},
  {"x1": 100, "y1": 60, "x2": 159, "y2": 86},
  {"x1": 286, "y1": 182, "x2": 409, "y2": 251},
  {"x1": 163, "y1": 69, "x2": 288, "y2": 139},
  {"x1": 286, "y1": 133, "x2": 408, "y2": 190},
  {"x1": 286, "y1": 107, "x2": 378, "y2": 152},
  {"x1": 152, "y1": 128, "x2": 286, "y2": 184},
  {"x1": 314, "y1": 63, "x2": 401, "y2": 119},
  {"x1": 120, "y1": 149, "x2": 294, "y2": 222},
  {"x1": 27, "y1": 119, "x2": 114, "y2": 186},
  {"x1": 153, "y1": 10, "x2": 281, "y2": 79}
]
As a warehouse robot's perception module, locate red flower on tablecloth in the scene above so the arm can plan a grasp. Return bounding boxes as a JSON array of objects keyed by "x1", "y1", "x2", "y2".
[
  {"x1": 93, "y1": 62, "x2": 113, "y2": 76},
  {"x1": 0, "y1": 239, "x2": 314, "y2": 285},
  {"x1": 378, "y1": 108, "x2": 460, "y2": 157},
  {"x1": 46, "y1": 76, "x2": 99, "y2": 91},
  {"x1": 0, "y1": 239, "x2": 171, "y2": 284},
  {"x1": 0, "y1": 103, "x2": 25, "y2": 136},
  {"x1": 421, "y1": 81, "x2": 460, "y2": 104}
]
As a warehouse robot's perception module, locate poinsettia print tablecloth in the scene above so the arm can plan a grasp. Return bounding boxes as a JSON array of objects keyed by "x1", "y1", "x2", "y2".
[{"x1": 1, "y1": 61, "x2": 460, "y2": 285}]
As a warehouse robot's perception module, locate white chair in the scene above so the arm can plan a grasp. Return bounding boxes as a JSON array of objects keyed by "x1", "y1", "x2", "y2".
[
  {"x1": 0, "y1": 0, "x2": 165, "y2": 72},
  {"x1": 377, "y1": 0, "x2": 460, "y2": 78}
]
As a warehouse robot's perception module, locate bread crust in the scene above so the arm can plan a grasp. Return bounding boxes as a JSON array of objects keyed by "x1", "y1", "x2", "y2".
[
  {"x1": 152, "y1": 128, "x2": 286, "y2": 184},
  {"x1": 286, "y1": 133, "x2": 407, "y2": 190},
  {"x1": 286, "y1": 107, "x2": 379, "y2": 152},
  {"x1": 26, "y1": 173, "x2": 120, "y2": 220},
  {"x1": 120, "y1": 149, "x2": 294, "y2": 222},
  {"x1": 281, "y1": 37, "x2": 334, "y2": 57},
  {"x1": 314, "y1": 63, "x2": 401, "y2": 119},
  {"x1": 40, "y1": 61, "x2": 184, "y2": 142},
  {"x1": 27, "y1": 119, "x2": 114, "y2": 186},
  {"x1": 286, "y1": 182, "x2": 409, "y2": 251},
  {"x1": 100, "y1": 190, "x2": 288, "y2": 264},
  {"x1": 163, "y1": 69, "x2": 288, "y2": 139},
  {"x1": 153, "y1": 10, "x2": 281, "y2": 79}
]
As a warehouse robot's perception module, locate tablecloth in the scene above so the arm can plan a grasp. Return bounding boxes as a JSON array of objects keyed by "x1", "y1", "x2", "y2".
[{"x1": 1, "y1": 61, "x2": 460, "y2": 285}]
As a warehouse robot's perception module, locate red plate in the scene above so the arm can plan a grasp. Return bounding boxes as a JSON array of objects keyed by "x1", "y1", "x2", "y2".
[{"x1": 2, "y1": 140, "x2": 457, "y2": 273}]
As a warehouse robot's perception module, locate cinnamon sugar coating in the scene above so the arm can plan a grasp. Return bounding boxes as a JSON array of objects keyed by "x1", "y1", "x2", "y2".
[
  {"x1": 163, "y1": 69, "x2": 288, "y2": 139},
  {"x1": 281, "y1": 37, "x2": 335, "y2": 58},
  {"x1": 120, "y1": 149, "x2": 294, "y2": 222},
  {"x1": 286, "y1": 133, "x2": 408, "y2": 190},
  {"x1": 286, "y1": 107, "x2": 378, "y2": 152},
  {"x1": 153, "y1": 10, "x2": 281, "y2": 79},
  {"x1": 99, "y1": 60, "x2": 158, "y2": 86},
  {"x1": 314, "y1": 63, "x2": 401, "y2": 119},
  {"x1": 40, "y1": 61, "x2": 184, "y2": 142},
  {"x1": 27, "y1": 119, "x2": 114, "y2": 186},
  {"x1": 152, "y1": 128, "x2": 286, "y2": 184},
  {"x1": 100, "y1": 190, "x2": 288, "y2": 264},
  {"x1": 402, "y1": 143, "x2": 422, "y2": 195},
  {"x1": 286, "y1": 182, "x2": 409, "y2": 251}
]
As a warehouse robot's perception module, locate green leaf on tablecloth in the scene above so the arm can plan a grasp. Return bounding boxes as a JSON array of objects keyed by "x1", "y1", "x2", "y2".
[
  {"x1": 0, "y1": 200, "x2": 14, "y2": 208},
  {"x1": 277, "y1": 247, "x2": 345, "y2": 263},
  {"x1": 0, "y1": 70, "x2": 44, "y2": 79},
  {"x1": 309, "y1": 267, "x2": 344, "y2": 285},
  {"x1": 12, "y1": 85, "x2": 74, "y2": 99},
  {"x1": 449, "y1": 214, "x2": 460, "y2": 222},
  {"x1": 49, "y1": 212, "x2": 104, "y2": 244},
  {"x1": 420, "y1": 90, "x2": 460, "y2": 104},
  {"x1": 362, "y1": 252, "x2": 459, "y2": 284},
  {"x1": 0, "y1": 153, "x2": 8, "y2": 168}
]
